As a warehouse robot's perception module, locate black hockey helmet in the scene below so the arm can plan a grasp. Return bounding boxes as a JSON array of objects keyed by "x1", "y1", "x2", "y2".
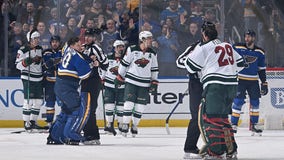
[
  {"x1": 244, "y1": 29, "x2": 256, "y2": 37},
  {"x1": 201, "y1": 21, "x2": 218, "y2": 40},
  {"x1": 50, "y1": 35, "x2": 61, "y2": 43}
]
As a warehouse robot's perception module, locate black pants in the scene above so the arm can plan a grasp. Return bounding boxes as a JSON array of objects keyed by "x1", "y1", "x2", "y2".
[
  {"x1": 81, "y1": 76, "x2": 101, "y2": 140},
  {"x1": 184, "y1": 78, "x2": 203, "y2": 152}
]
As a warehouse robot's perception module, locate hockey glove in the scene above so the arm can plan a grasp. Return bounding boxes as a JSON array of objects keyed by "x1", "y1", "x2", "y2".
[
  {"x1": 53, "y1": 57, "x2": 61, "y2": 66},
  {"x1": 114, "y1": 74, "x2": 124, "y2": 88},
  {"x1": 149, "y1": 80, "x2": 159, "y2": 95},
  {"x1": 32, "y1": 55, "x2": 42, "y2": 64},
  {"x1": 260, "y1": 82, "x2": 268, "y2": 96},
  {"x1": 23, "y1": 57, "x2": 33, "y2": 66}
]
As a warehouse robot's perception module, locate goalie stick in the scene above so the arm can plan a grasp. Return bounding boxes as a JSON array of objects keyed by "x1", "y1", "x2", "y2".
[{"x1": 165, "y1": 88, "x2": 189, "y2": 134}]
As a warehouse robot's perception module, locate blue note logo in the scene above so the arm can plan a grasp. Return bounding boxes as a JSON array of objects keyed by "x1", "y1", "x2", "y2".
[{"x1": 271, "y1": 88, "x2": 284, "y2": 109}]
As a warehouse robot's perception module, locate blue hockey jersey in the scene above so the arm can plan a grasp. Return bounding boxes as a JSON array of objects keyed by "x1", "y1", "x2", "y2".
[
  {"x1": 42, "y1": 49, "x2": 62, "y2": 82},
  {"x1": 233, "y1": 43, "x2": 266, "y2": 81},
  {"x1": 57, "y1": 46, "x2": 92, "y2": 81}
]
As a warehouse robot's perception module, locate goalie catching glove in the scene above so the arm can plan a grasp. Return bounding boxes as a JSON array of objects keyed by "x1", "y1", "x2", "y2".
[
  {"x1": 114, "y1": 74, "x2": 124, "y2": 88},
  {"x1": 260, "y1": 82, "x2": 268, "y2": 96},
  {"x1": 149, "y1": 80, "x2": 158, "y2": 95}
]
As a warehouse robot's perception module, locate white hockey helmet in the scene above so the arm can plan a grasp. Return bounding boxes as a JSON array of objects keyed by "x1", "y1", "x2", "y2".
[
  {"x1": 139, "y1": 31, "x2": 153, "y2": 41},
  {"x1": 113, "y1": 40, "x2": 125, "y2": 47},
  {"x1": 26, "y1": 30, "x2": 40, "y2": 42}
]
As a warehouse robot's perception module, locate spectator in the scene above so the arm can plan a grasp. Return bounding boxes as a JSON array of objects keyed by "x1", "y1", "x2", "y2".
[
  {"x1": 37, "y1": 21, "x2": 52, "y2": 50},
  {"x1": 156, "y1": 24, "x2": 180, "y2": 76},
  {"x1": 101, "y1": 19, "x2": 121, "y2": 55},
  {"x1": 160, "y1": 0, "x2": 187, "y2": 28},
  {"x1": 189, "y1": 1, "x2": 204, "y2": 27},
  {"x1": 178, "y1": 22, "x2": 201, "y2": 52}
]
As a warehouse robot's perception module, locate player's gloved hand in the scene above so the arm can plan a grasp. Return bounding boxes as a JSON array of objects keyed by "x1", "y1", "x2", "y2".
[
  {"x1": 149, "y1": 80, "x2": 158, "y2": 95},
  {"x1": 260, "y1": 82, "x2": 268, "y2": 96},
  {"x1": 53, "y1": 57, "x2": 61, "y2": 66},
  {"x1": 114, "y1": 74, "x2": 124, "y2": 88},
  {"x1": 24, "y1": 57, "x2": 33, "y2": 66},
  {"x1": 32, "y1": 55, "x2": 42, "y2": 64}
]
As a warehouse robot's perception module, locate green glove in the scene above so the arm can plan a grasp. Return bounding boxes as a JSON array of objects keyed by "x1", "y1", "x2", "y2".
[
  {"x1": 114, "y1": 74, "x2": 124, "y2": 88},
  {"x1": 149, "y1": 80, "x2": 158, "y2": 95},
  {"x1": 24, "y1": 57, "x2": 33, "y2": 66}
]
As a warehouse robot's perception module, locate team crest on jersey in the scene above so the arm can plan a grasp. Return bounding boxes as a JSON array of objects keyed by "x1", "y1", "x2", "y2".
[
  {"x1": 109, "y1": 66, "x2": 119, "y2": 75},
  {"x1": 134, "y1": 58, "x2": 149, "y2": 68},
  {"x1": 243, "y1": 55, "x2": 257, "y2": 68}
]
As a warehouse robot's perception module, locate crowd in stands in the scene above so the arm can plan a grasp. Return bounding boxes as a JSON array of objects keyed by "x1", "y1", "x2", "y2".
[{"x1": 0, "y1": 0, "x2": 283, "y2": 77}]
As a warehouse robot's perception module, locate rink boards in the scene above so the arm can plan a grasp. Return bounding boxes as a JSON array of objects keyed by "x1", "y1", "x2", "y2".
[{"x1": 0, "y1": 74, "x2": 283, "y2": 128}]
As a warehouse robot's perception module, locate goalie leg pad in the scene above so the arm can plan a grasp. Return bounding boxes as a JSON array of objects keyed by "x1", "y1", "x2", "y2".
[
  {"x1": 198, "y1": 99, "x2": 237, "y2": 157},
  {"x1": 49, "y1": 112, "x2": 67, "y2": 144},
  {"x1": 63, "y1": 92, "x2": 90, "y2": 141}
]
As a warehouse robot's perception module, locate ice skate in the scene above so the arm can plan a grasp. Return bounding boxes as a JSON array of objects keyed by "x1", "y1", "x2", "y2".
[
  {"x1": 231, "y1": 125, "x2": 238, "y2": 133},
  {"x1": 104, "y1": 122, "x2": 117, "y2": 136},
  {"x1": 83, "y1": 136, "x2": 101, "y2": 145},
  {"x1": 121, "y1": 123, "x2": 129, "y2": 137},
  {"x1": 117, "y1": 122, "x2": 123, "y2": 134},
  {"x1": 251, "y1": 124, "x2": 263, "y2": 136},
  {"x1": 226, "y1": 151, "x2": 238, "y2": 160},
  {"x1": 46, "y1": 135, "x2": 64, "y2": 145},
  {"x1": 202, "y1": 153, "x2": 226, "y2": 160},
  {"x1": 130, "y1": 125, "x2": 138, "y2": 137},
  {"x1": 183, "y1": 149, "x2": 202, "y2": 159},
  {"x1": 65, "y1": 139, "x2": 80, "y2": 145},
  {"x1": 24, "y1": 121, "x2": 32, "y2": 133}
]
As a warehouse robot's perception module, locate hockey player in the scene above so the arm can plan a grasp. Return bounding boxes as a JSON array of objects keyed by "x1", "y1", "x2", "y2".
[
  {"x1": 42, "y1": 35, "x2": 62, "y2": 128},
  {"x1": 184, "y1": 21, "x2": 244, "y2": 159},
  {"x1": 81, "y1": 29, "x2": 109, "y2": 145},
  {"x1": 15, "y1": 29, "x2": 46, "y2": 132},
  {"x1": 231, "y1": 29, "x2": 268, "y2": 135},
  {"x1": 176, "y1": 40, "x2": 203, "y2": 159},
  {"x1": 115, "y1": 31, "x2": 159, "y2": 137},
  {"x1": 103, "y1": 40, "x2": 126, "y2": 135},
  {"x1": 47, "y1": 37, "x2": 93, "y2": 145}
]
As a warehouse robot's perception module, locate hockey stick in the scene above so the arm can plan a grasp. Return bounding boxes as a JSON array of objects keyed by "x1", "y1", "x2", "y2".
[
  {"x1": 165, "y1": 88, "x2": 188, "y2": 134},
  {"x1": 101, "y1": 89, "x2": 106, "y2": 128}
]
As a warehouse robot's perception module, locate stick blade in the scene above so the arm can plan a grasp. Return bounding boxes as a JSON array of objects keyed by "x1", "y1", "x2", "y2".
[{"x1": 165, "y1": 123, "x2": 171, "y2": 135}]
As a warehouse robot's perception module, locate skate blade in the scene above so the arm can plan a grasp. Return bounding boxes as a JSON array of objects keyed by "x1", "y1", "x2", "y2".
[
  {"x1": 121, "y1": 132, "x2": 127, "y2": 137},
  {"x1": 131, "y1": 134, "x2": 137, "y2": 138}
]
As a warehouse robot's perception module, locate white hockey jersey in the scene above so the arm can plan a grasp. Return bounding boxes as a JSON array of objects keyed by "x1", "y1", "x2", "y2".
[
  {"x1": 118, "y1": 45, "x2": 159, "y2": 87},
  {"x1": 15, "y1": 45, "x2": 43, "y2": 82},
  {"x1": 185, "y1": 39, "x2": 244, "y2": 88},
  {"x1": 104, "y1": 56, "x2": 125, "y2": 89}
]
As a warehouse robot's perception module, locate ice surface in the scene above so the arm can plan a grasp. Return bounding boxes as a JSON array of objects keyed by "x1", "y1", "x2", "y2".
[{"x1": 0, "y1": 127, "x2": 283, "y2": 160}]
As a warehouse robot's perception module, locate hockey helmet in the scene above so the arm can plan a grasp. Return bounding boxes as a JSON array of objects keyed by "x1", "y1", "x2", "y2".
[
  {"x1": 50, "y1": 35, "x2": 61, "y2": 43},
  {"x1": 139, "y1": 31, "x2": 153, "y2": 41},
  {"x1": 245, "y1": 29, "x2": 256, "y2": 37},
  {"x1": 113, "y1": 40, "x2": 125, "y2": 48},
  {"x1": 201, "y1": 21, "x2": 218, "y2": 40},
  {"x1": 26, "y1": 30, "x2": 40, "y2": 42}
]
